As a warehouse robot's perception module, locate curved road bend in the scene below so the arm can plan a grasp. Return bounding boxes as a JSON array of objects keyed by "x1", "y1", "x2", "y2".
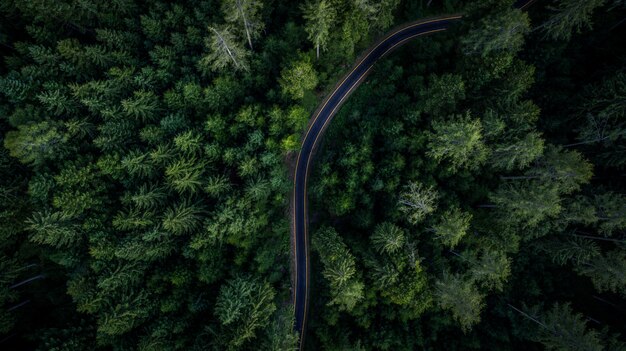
[
  {"x1": 292, "y1": 1, "x2": 537, "y2": 350},
  {"x1": 291, "y1": 15, "x2": 462, "y2": 349}
]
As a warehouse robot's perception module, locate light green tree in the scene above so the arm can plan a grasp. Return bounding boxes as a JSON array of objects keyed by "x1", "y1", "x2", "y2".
[
  {"x1": 371, "y1": 222, "x2": 405, "y2": 254},
  {"x1": 313, "y1": 226, "x2": 364, "y2": 311},
  {"x1": 214, "y1": 276, "x2": 277, "y2": 350},
  {"x1": 490, "y1": 132, "x2": 545, "y2": 171},
  {"x1": 301, "y1": 0, "x2": 336, "y2": 59},
  {"x1": 279, "y1": 58, "x2": 318, "y2": 100},
  {"x1": 490, "y1": 181, "x2": 562, "y2": 229},
  {"x1": 222, "y1": 0, "x2": 264, "y2": 50},
  {"x1": 427, "y1": 114, "x2": 488, "y2": 171},
  {"x1": 200, "y1": 26, "x2": 249, "y2": 72},
  {"x1": 431, "y1": 207, "x2": 472, "y2": 248},
  {"x1": 398, "y1": 182, "x2": 438, "y2": 225},
  {"x1": 435, "y1": 272, "x2": 484, "y2": 332}
]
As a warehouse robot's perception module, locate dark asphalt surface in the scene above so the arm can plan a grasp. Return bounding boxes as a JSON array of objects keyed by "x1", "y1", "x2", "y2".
[{"x1": 292, "y1": 1, "x2": 536, "y2": 350}]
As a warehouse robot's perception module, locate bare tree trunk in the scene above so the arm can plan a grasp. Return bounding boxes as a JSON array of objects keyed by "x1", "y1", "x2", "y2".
[
  {"x1": 9, "y1": 274, "x2": 45, "y2": 289},
  {"x1": 210, "y1": 27, "x2": 240, "y2": 68},
  {"x1": 236, "y1": 0, "x2": 254, "y2": 50}
]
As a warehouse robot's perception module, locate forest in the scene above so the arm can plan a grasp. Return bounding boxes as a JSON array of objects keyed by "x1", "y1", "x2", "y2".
[{"x1": 0, "y1": 0, "x2": 625, "y2": 350}]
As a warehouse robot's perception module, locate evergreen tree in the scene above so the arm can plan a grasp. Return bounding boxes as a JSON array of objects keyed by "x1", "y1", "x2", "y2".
[
  {"x1": 398, "y1": 182, "x2": 438, "y2": 225},
  {"x1": 221, "y1": 0, "x2": 264, "y2": 50},
  {"x1": 539, "y1": 0, "x2": 606, "y2": 41},
  {"x1": 431, "y1": 207, "x2": 472, "y2": 248},
  {"x1": 313, "y1": 226, "x2": 364, "y2": 311},
  {"x1": 279, "y1": 57, "x2": 319, "y2": 100},
  {"x1": 435, "y1": 272, "x2": 484, "y2": 332},
  {"x1": 301, "y1": 0, "x2": 336, "y2": 59},
  {"x1": 428, "y1": 114, "x2": 488, "y2": 171},
  {"x1": 200, "y1": 26, "x2": 249, "y2": 72}
]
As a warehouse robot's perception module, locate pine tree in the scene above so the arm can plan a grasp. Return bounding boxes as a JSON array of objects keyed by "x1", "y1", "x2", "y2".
[
  {"x1": 575, "y1": 249, "x2": 626, "y2": 296},
  {"x1": 165, "y1": 157, "x2": 205, "y2": 194},
  {"x1": 221, "y1": 0, "x2": 264, "y2": 50},
  {"x1": 522, "y1": 303, "x2": 604, "y2": 351},
  {"x1": 435, "y1": 272, "x2": 484, "y2": 332},
  {"x1": 462, "y1": 8, "x2": 530, "y2": 56},
  {"x1": 301, "y1": 0, "x2": 336, "y2": 59},
  {"x1": 4, "y1": 121, "x2": 71, "y2": 166},
  {"x1": 313, "y1": 226, "x2": 364, "y2": 311},
  {"x1": 468, "y1": 249, "x2": 510, "y2": 291},
  {"x1": 427, "y1": 113, "x2": 488, "y2": 171},
  {"x1": 490, "y1": 132, "x2": 545, "y2": 171},
  {"x1": 593, "y1": 192, "x2": 626, "y2": 236},
  {"x1": 200, "y1": 26, "x2": 249, "y2": 72},
  {"x1": 490, "y1": 181, "x2": 562, "y2": 229},
  {"x1": 26, "y1": 210, "x2": 82, "y2": 248},
  {"x1": 162, "y1": 201, "x2": 204, "y2": 236},
  {"x1": 371, "y1": 222, "x2": 405, "y2": 254},
  {"x1": 398, "y1": 182, "x2": 438, "y2": 225},
  {"x1": 214, "y1": 276, "x2": 277, "y2": 349},
  {"x1": 279, "y1": 57, "x2": 319, "y2": 100},
  {"x1": 539, "y1": 0, "x2": 606, "y2": 41},
  {"x1": 431, "y1": 207, "x2": 472, "y2": 248}
]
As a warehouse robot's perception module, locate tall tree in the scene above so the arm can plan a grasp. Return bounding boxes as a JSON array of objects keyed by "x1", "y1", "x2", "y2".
[
  {"x1": 435, "y1": 272, "x2": 484, "y2": 332},
  {"x1": 398, "y1": 182, "x2": 438, "y2": 225},
  {"x1": 200, "y1": 26, "x2": 249, "y2": 72},
  {"x1": 431, "y1": 207, "x2": 472, "y2": 248},
  {"x1": 222, "y1": 0, "x2": 264, "y2": 50},
  {"x1": 462, "y1": 8, "x2": 530, "y2": 56},
  {"x1": 214, "y1": 276, "x2": 277, "y2": 350},
  {"x1": 427, "y1": 114, "x2": 488, "y2": 171},
  {"x1": 301, "y1": 0, "x2": 336, "y2": 59},
  {"x1": 539, "y1": 0, "x2": 606, "y2": 41},
  {"x1": 313, "y1": 226, "x2": 364, "y2": 311},
  {"x1": 279, "y1": 57, "x2": 318, "y2": 100}
]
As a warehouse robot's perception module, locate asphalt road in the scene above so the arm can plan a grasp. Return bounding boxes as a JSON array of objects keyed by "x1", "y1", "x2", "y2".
[{"x1": 291, "y1": 2, "x2": 536, "y2": 350}]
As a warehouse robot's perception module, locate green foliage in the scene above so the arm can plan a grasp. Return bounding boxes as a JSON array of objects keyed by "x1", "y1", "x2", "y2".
[
  {"x1": 222, "y1": 0, "x2": 265, "y2": 50},
  {"x1": 435, "y1": 272, "x2": 484, "y2": 332},
  {"x1": 532, "y1": 303, "x2": 604, "y2": 351},
  {"x1": 200, "y1": 26, "x2": 249, "y2": 72},
  {"x1": 214, "y1": 276, "x2": 277, "y2": 349},
  {"x1": 431, "y1": 207, "x2": 472, "y2": 248},
  {"x1": 313, "y1": 227, "x2": 364, "y2": 312},
  {"x1": 540, "y1": 0, "x2": 606, "y2": 40},
  {"x1": 462, "y1": 8, "x2": 530, "y2": 56},
  {"x1": 427, "y1": 113, "x2": 488, "y2": 171},
  {"x1": 575, "y1": 249, "x2": 626, "y2": 296},
  {"x1": 279, "y1": 57, "x2": 319, "y2": 100},
  {"x1": 302, "y1": 0, "x2": 336, "y2": 58},
  {"x1": 398, "y1": 182, "x2": 438, "y2": 225},
  {"x1": 371, "y1": 222, "x2": 405, "y2": 254},
  {"x1": 1, "y1": 0, "x2": 625, "y2": 348},
  {"x1": 490, "y1": 181, "x2": 562, "y2": 229}
]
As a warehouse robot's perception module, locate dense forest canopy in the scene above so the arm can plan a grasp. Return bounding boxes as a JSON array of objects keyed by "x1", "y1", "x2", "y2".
[{"x1": 0, "y1": 0, "x2": 625, "y2": 350}]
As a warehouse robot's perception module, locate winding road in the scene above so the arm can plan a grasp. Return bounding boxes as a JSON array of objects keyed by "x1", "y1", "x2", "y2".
[{"x1": 291, "y1": 1, "x2": 537, "y2": 349}]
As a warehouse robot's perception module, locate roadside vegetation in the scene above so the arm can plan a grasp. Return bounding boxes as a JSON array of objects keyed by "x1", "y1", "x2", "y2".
[{"x1": 0, "y1": 0, "x2": 624, "y2": 350}]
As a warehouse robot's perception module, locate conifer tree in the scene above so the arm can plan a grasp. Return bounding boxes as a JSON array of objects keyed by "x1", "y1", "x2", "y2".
[
  {"x1": 200, "y1": 26, "x2": 249, "y2": 72},
  {"x1": 301, "y1": 0, "x2": 336, "y2": 59},
  {"x1": 435, "y1": 272, "x2": 484, "y2": 332},
  {"x1": 222, "y1": 0, "x2": 264, "y2": 50},
  {"x1": 398, "y1": 182, "x2": 438, "y2": 225}
]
